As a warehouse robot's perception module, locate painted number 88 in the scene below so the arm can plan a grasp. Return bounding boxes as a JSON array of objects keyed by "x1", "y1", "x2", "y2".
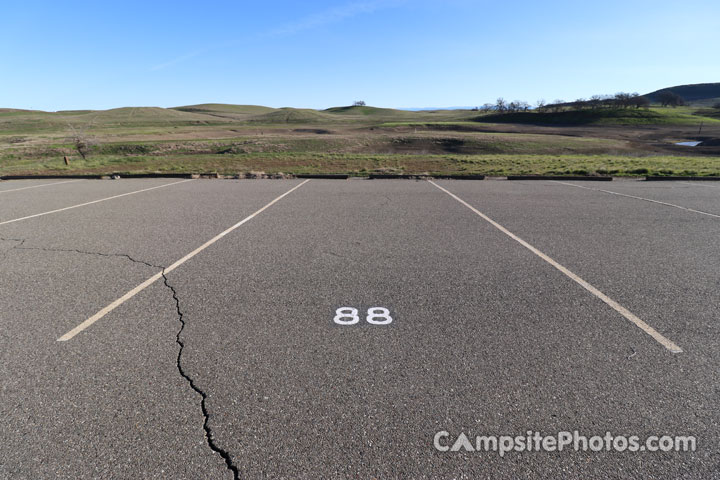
[{"x1": 334, "y1": 307, "x2": 393, "y2": 325}]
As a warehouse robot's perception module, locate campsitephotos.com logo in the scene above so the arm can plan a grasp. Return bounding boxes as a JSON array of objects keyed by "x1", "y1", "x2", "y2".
[{"x1": 434, "y1": 431, "x2": 697, "y2": 456}]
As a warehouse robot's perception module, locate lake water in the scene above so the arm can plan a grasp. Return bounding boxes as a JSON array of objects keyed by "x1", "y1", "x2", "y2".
[{"x1": 675, "y1": 141, "x2": 703, "y2": 147}]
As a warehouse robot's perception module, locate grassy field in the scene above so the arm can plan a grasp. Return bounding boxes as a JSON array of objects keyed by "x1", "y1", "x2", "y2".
[
  {"x1": 2, "y1": 152, "x2": 719, "y2": 177},
  {"x1": 476, "y1": 107, "x2": 720, "y2": 126},
  {"x1": 1, "y1": 104, "x2": 719, "y2": 177}
]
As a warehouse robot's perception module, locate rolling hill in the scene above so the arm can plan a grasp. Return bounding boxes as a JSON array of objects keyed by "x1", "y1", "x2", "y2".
[
  {"x1": 473, "y1": 107, "x2": 720, "y2": 126},
  {"x1": 0, "y1": 106, "x2": 233, "y2": 134},
  {"x1": 324, "y1": 105, "x2": 409, "y2": 116},
  {"x1": 246, "y1": 107, "x2": 339, "y2": 124},
  {"x1": 645, "y1": 83, "x2": 720, "y2": 106},
  {"x1": 172, "y1": 104, "x2": 277, "y2": 115}
]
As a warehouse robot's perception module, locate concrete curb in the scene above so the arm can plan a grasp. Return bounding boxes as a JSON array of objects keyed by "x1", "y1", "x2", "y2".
[
  {"x1": 0, "y1": 173, "x2": 193, "y2": 180},
  {"x1": 106, "y1": 173, "x2": 193, "y2": 179},
  {"x1": 0, "y1": 173, "x2": 636, "y2": 182},
  {"x1": 367, "y1": 174, "x2": 485, "y2": 180},
  {"x1": 368, "y1": 174, "x2": 430, "y2": 179},
  {"x1": 645, "y1": 176, "x2": 720, "y2": 181},
  {"x1": 506, "y1": 175, "x2": 613, "y2": 181},
  {"x1": 295, "y1": 174, "x2": 349, "y2": 179},
  {"x1": 432, "y1": 174, "x2": 486, "y2": 180},
  {"x1": 0, "y1": 174, "x2": 102, "y2": 180}
]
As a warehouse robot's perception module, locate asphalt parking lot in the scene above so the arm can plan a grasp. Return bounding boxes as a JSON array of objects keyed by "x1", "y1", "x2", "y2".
[{"x1": 1, "y1": 178, "x2": 718, "y2": 479}]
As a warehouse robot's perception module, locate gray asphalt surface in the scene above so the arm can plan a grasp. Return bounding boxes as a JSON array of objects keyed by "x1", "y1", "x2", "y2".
[{"x1": 0, "y1": 178, "x2": 718, "y2": 479}]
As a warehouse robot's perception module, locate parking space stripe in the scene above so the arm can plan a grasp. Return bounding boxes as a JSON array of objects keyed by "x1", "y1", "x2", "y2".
[
  {"x1": 554, "y1": 181, "x2": 720, "y2": 219},
  {"x1": 0, "y1": 179, "x2": 193, "y2": 226},
  {"x1": 57, "y1": 179, "x2": 310, "y2": 341},
  {"x1": 682, "y1": 181, "x2": 720, "y2": 189},
  {"x1": 0, "y1": 179, "x2": 81, "y2": 194},
  {"x1": 429, "y1": 180, "x2": 682, "y2": 354}
]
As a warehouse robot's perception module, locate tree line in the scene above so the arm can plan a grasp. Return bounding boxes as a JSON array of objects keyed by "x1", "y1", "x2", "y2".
[{"x1": 476, "y1": 91, "x2": 686, "y2": 114}]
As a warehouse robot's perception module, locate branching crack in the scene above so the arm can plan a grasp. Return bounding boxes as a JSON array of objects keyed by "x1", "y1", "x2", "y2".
[
  {"x1": 0, "y1": 236, "x2": 26, "y2": 245},
  {"x1": 162, "y1": 271, "x2": 240, "y2": 479},
  {"x1": 0, "y1": 237, "x2": 238, "y2": 475},
  {"x1": 14, "y1": 245, "x2": 164, "y2": 270},
  {"x1": 0, "y1": 237, "x2": 27, "y2": 263}
]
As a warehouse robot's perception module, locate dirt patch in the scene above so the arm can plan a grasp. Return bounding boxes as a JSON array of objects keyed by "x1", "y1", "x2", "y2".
[
  {"x1": 293, "y1": 128, "x2": 333, "y2": 134},
  {"x1": 385, "y1": 137, "x2": 476, "y2": 154}
]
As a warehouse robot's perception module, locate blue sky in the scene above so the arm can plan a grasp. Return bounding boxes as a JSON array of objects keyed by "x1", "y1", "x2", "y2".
[{"x1": 2, "y1": 0, "x2": 719, "y2": 111}]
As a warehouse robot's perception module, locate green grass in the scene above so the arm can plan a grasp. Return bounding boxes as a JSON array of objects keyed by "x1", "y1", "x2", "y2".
[
  {"x1": 3, "y1": 151, "x2": 719, "y2": 177},
  {"x1": 645, "y1": 82, "x2": 720, "y2": 106},
  {"x1": 5, "y1": 132, "x2": 634, "y2": 160},
  {"x1": 171, "y1": 104, "x2": 277, "y2": 115},
  {"x1": 246, "y1": 108, "x2": 339, "y2": 124},
  {"x1": 2, "y1": 103, "x2": 718, "y2": 178},
  {"x1": 0, "y1": 104, "x2": 713, "y2": 137},
  {"x1": 324, "y1": 105, "x2": 411, "y2": 116},
  {"x1": 475, "y1": 108, "x2": 720, "y2": 125},
  {"x1": 377, "y1": 121, "x2": 486, "y2": 129},
  {"x1": 0, "y1": 107, "x2": 233, "y2": 134}
]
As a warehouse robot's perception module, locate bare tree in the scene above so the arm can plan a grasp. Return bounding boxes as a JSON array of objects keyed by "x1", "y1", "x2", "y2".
[
  {"x1": 480, "y1": 103, "x2": 495, "y2": 113},
  {"x1": 495, "y1": 97, "x2": 507, "y2": 113},
  {"x1": 614, "y1": 92, "x2": 633, "y2": 109},
  {"x1": 353, "y1": 100, "x2": 366, "y2": 106},
  {"x1": 572, "y1": 98, "x2": 587, "y2": 111},
  {"x1": 75, "y1": 136, "x2": 94, "y2": 159},
  {"x1": 549, "y1": 100, "x2": 565, "y2": 113},
  {"x1": 657, "y1": 91, "x2": 685, "y2": 107},
  {"x1": 588, "y1": 95, "x2": 602, "y2": 110},
  {"x1": 66, "y1": 122, "x2": 99, "y2": 160},
  {"x1": 630, "y1": 95, "x2": 651, "y2": 109}
]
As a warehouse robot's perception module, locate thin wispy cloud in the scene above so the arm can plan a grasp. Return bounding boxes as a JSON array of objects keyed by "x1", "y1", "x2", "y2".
[
  {"x1": 150, "y1": 49, "x2": 206, "y2": 72},
  {"x1": 149, "y1": 0, "x2": 405, "y2": 71},
  {"x1": 265, "y1": 0, "x2": 404, "y2": 38}
]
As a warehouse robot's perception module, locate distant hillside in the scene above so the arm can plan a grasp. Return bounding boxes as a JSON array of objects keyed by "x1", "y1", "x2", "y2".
[
  {"x1": 0, "y1": 106, "x2": 234, "y2": 134},
  {"x1": 325, "y1": 105, "x2": 406, "y2": 116},
  {"x1": 645, "y1": 83, "x2": 720, "y2": 106},
  {"x1": 475, "y1": 108, "x2": 720, "y2": 126},
  {"x1": 172, "y1": 104, "x2": 277, "y2": 115},
  {"x1": 323, "y1": 105, "x2": 449, "y2": 121},
  {"x1": 0, "y1": 108, "x2": 40, "y2": 113},
  {"x1": 0, "y1": 103, "x2": 475, "y2": 133},
  {"x1": 247, "y1": 108, "x2": 338, "y2": 124}
]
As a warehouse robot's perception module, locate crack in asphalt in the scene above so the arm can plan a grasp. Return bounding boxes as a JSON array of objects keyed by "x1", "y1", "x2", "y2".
[
  {"x1": 13, "y1": 245, "x2": 165, "y2": 270},
  {"x1": 0, "y1": 239, "x2": 238, "y2": 476},
  {"x1": 0, "y1": 237, "x2": 27, "y2": 264},
  {"x1": 162, "y1": 272, "x2": 240, "y2": 479},
  {"x1": 0, "y1": 236, "x2": 26, "y2": 244}
]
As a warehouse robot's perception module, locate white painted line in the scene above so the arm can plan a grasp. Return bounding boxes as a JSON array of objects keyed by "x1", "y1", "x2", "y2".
[
  {"x1": 57, "y1": 179, "x2": 311, "y2": 341},
  {"x1": 58, "y1": 272, "x2": 167, "y2": 342},
  {"x1": 682, "y1": 181, "x2": 720, "y2": 189},
  {"x1": 553, "y1": 181, "x2": 720, "y2": 219},
  {"x1": 0, "y1": 179, "x2": 81, "y2": 194},
  {"x1": 0, "y1": 179, "x2": 193, "y2": 226},
  {"x1": 428, "y1": 180, "x2": 682, "y2": 354}
]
